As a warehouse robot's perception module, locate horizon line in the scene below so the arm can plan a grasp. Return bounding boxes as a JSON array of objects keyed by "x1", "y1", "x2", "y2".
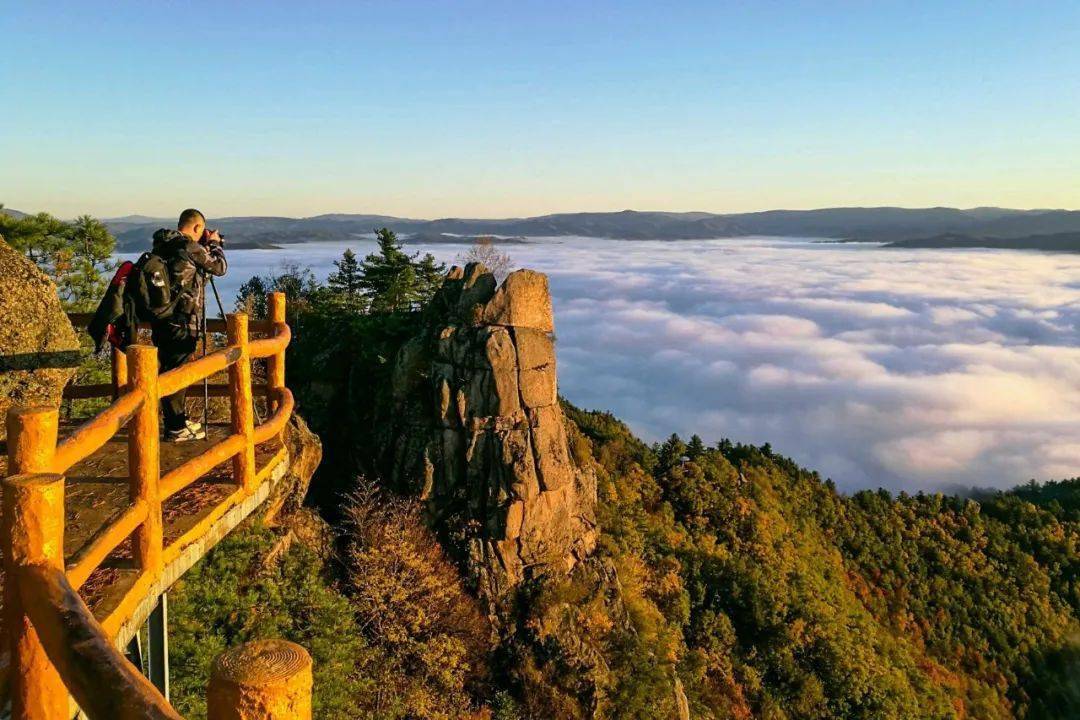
[{"x1": 7, "y1": 203, "x2": 1077, "y2": 223}]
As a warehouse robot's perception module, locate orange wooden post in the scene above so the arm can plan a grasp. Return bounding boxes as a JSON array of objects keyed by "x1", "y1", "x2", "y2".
[
  {"x1": 128, "y1": 345, "x2": 163, "y2": 575},
  {"x1": 267, "y1": 292, "x2": 286, "y2": 413},
  {"x1": 2, "y1": 472, "x2": 68, "y2": 720},
  {"x1": 111, "y1": 345, "x2": 129, "y2": 398},
  {"x1": 227, "y1": 313, "x2": 256, "y2": 492},
  {"x1": 6, "y1": 407, "x2": 59, "y2": 474},
  {"x1": 206, "y1": 640, "x2": 312, "y2": 720}
]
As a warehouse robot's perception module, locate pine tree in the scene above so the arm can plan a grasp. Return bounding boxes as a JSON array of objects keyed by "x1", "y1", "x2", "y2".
[
  {"x1": 656, "y1": 433, "x2": 688, "y2": 469},
  {"x1": 360, "y1": 228, "x2": 445, "y2": 313},
  {"x1": 0, "y1": 210, "x2": 115, "y2": 311},
  {"x1": 328, "y1": 249, "x2": 363, "y2": 296},
  {"x1": 414, "y1": 252, "x2": 446, "y2": 304},
  {"x1": 65, "y1": 215, "x2": 115, "y2": 311},
  {"x1": 326, "y1": 248, "x2": 368, "y2": 312},
  {"x1": 359, "y1": 229, "x2": 413, "y2": 312}
]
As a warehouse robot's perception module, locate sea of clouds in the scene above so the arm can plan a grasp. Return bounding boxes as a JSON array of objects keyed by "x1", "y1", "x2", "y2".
[{"x1": 207, "y1": 236, "x2": 1080, "y2": 493}]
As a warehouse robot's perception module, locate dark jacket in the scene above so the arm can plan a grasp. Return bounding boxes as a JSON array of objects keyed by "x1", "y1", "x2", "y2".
[{"x1": 151, "y1": 229, "x2": 227, "y2": 331}]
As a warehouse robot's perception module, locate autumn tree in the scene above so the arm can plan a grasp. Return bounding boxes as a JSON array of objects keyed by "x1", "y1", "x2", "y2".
[{"x1": 458, "y1": 236, "x2": 513, "y2": 281}]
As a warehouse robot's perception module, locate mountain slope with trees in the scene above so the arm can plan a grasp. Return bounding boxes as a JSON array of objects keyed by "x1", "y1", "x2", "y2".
[{"x1": 561, "y1": 410, "x2": 1079, "y2": 719}]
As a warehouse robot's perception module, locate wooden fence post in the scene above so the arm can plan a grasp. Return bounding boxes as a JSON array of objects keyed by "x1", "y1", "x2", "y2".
[
  {"x1": 267, "y1": 292, "x2": 286, "y2": 413},
  {"x1": 227, "y1": 313, "x2": 256, "y2": 492},
  {"x1": 3, "y1": 472, "x2": 68, "y2": 720},
  {"x1": 207, "y1": 639, "x2": 312, "y2": 720},
  {"x1": 6, "y1": 407, "x2": 59, "y2": 474},
  {"x1": 128, "y1": 345, "x2": 162, "y2": 575},
  {"x1": 112, "y1": 345, "x2": 129, "y2": 398}
]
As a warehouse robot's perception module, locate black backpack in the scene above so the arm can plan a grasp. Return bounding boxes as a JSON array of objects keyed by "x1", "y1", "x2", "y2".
[
  {"x1": 126, "y1": 251, "x2": 182, "y2": 322},
  {"x1": 87, "y1": 250, "x2": 183, "y2": 352}
]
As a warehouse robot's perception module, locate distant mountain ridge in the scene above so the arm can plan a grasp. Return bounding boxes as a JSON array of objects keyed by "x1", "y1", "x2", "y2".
[
  {"x1": 885, "y1": 231, "x2": 1080, "y2": 252},
  {"x1": 0, "y1": 207, "x2": 28, "y2": 220},
  {"x1": 82, "y1": 206, "x2": 1080, "y2": 250}
]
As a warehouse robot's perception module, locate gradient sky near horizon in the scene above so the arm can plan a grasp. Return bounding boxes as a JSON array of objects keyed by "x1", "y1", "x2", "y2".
[{"x1": 2, "y1": 1, "x2": 1078, "y2": 219}]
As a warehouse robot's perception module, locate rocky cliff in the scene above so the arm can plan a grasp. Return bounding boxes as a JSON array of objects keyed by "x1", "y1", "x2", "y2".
[
  {"x1": 383, "y1": 264, "x2": 597, "y2": 598},
  {"x1": 0, "y1": 236, "x2": 80, "y2": 441},
  {"x1": 263, "y1": 414, "x2": 323, "y2": 524}
]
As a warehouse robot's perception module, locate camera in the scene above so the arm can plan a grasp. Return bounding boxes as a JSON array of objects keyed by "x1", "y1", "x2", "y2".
[{"x1": 200, "y1": 229, "x2": 225, "y2": 247}]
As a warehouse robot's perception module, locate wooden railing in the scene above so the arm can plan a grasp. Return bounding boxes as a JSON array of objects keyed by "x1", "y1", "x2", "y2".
[{"x1": 2, "y1": 292, "x2": 306, "y2": 719}]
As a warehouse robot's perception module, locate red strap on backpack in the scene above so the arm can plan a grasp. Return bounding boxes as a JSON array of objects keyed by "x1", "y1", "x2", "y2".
[
  {"x1": 105, "y1": 323, "x2": 125, "y2": 348},
  {"x1": 111, "y1": 260, "x2": 135, "y2": 286}
]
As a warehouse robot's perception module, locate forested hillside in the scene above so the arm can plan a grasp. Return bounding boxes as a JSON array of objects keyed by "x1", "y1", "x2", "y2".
[
  {"x1": 167, "y1": 396, "x2": 1079, "y2": 719},
  {"x1": 562, "y1": 406, "x2": 1079, "y2": 718}
]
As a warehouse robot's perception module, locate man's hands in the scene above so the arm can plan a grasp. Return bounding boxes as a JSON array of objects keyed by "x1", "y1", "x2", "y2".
[{"x1": 201, "y1": 229, "x2": 224, "y2": 246}]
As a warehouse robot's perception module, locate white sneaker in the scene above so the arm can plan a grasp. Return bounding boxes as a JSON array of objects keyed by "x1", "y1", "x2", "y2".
[
  {"x1": 185, "y1": 420, "x2": 204, "y2": 433},
  {"x1": 166, "y1": 426, "x2": 207, "y2": 442}
]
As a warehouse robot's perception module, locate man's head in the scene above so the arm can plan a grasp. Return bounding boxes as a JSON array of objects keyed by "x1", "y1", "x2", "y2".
[{"x1": 177, "y1": 208, "x2": 206, "y2": 242}]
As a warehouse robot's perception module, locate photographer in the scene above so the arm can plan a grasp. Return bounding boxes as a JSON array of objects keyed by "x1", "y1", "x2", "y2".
[{"x1": 150, "y1": 208, "x2": 227, "y2": 441}]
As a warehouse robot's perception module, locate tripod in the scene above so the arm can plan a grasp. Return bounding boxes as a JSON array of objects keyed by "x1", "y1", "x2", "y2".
[
  {"x1": 200, "y1": 275, "x2": 263, "y2": 436},
  {"x1": 200, "y1": 273, "x2": 228, "y2": 435}
]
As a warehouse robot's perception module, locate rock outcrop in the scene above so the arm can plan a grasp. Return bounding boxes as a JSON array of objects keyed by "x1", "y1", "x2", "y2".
[
  {"x1": 0, "y1": 236, "x2": 80, "y2": 441},
  {"x1": 256, "y1": 412, "x2": 334, "y2": 564},
  {"x1": 384, "y1": 264, "x2": 597, "y2": 598},
  {"x1": 262, "y1": 413, "x2": 323, "y2": 525}
]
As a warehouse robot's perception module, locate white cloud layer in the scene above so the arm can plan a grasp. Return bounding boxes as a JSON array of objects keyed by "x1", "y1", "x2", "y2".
[{"x1": 218, "y1": 236, "x2": 1080, "y2": 492}]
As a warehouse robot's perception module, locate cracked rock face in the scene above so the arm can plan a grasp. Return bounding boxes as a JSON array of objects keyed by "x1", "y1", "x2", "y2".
[
  {"x1": 261, "y1": 413, "x2": 323, "y2": 527},
  {"x1": 384, "y1": 264, "x2": 597, "y2": 597}
]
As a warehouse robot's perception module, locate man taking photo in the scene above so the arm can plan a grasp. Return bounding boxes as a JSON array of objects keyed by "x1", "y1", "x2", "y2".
[{"x1": 151, "y1": 208, "x2": 227, "y2": 441}]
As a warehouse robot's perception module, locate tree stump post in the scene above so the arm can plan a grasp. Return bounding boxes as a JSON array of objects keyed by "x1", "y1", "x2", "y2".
[
  {"x1": 112, "y1": 344, "x2": 129, "y2": 397},
  {"x1": 227, "y1": 313, "x2": 256, "y2": 492},
  {"x1": 207, "y1": 639, "x2": 312, "y2": 720},
  {"x1": 2, "y1": 472, "x2": 68, "y2": 720},
  {"x1": 128, "y1": 344, "x2": 162, "y2": 574},
  {"x1": 267, "y1": 292, "x2": 286, "y2": 414}
]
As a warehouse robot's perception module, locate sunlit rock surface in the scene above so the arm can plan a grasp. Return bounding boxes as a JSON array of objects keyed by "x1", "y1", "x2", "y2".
[
  {"x1": 0, "y1": 236, "x2": 79, "y2": 442},
  {"x1": 385, "y1": 264, "x2": 597, "y2": 597}
]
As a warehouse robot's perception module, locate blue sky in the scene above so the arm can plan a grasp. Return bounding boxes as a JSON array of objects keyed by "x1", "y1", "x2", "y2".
[{"x1": 2, "y1": 1, "x2": 1078, "y2": 218}]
